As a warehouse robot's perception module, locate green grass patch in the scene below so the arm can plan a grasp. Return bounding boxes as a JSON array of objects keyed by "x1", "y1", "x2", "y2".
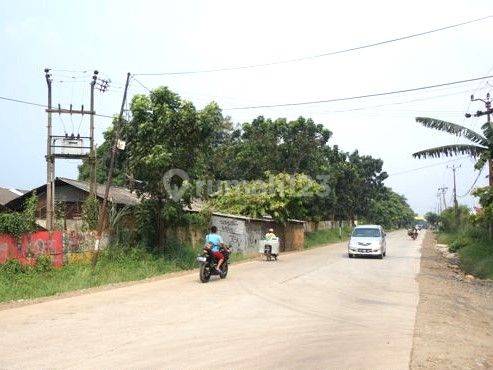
[
  {"x1": 458, "y1": 239, "x2": 493, "y2": 279},
  {"x1": 304, "y1": 227, "x2": 350, "y2": 249},
  {"x1": 437, "y1": 229, "x2": 493, "y2": 279},
  {"x1": 0, "y1": 244, "x2": 199, "y2": 303},
  {"x1": 0, "y1": 243, "x2": 256, "y2": 303}
]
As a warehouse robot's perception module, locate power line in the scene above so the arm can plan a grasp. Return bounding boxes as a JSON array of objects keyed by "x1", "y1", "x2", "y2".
[
  {"x1": 134, "y1": 15, "x2": 492, "y2": 76},
  {"x1": 458, "y1": 167, "x2": 484, "y2": 197},
  {"x1": 131, "y1": 75, "x2": 152, "y2": 92},
  {"x1": 0, "y1": 95, "x2": 115, "y2": 119},
  {"x1": 223, "y1": 75, "x2": 493, "y2": 110},
  {"x1": 387, "y1": 157, "x2": 466, "y2": 177}
]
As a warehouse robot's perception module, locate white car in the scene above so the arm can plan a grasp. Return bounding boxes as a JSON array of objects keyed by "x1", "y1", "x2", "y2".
[{"x1": 348, "y1": 225, "x2": 386, "y2": 259}]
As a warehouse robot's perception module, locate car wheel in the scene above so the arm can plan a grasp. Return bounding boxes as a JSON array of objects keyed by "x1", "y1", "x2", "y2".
[
  {"x1": 348, "y1": 253, "x2": 354, "y2": 258},
  {"x1": 383, "y1": 250, "x2": 386, "y2": 257},
  {"x1": 377, "y1": 253, "x2": 383, "y2": 259}
]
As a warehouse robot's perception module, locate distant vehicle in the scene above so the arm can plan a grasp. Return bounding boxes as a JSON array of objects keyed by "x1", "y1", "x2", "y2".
[{"x1": 348, "y1": 225, "x2": 386, "y2": 259}]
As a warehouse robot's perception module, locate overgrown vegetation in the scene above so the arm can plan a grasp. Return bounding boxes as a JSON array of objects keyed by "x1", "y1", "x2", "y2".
[
  {"x1": 208, "y1": 172, "x2": 323, "y2": 222},
  {"x1": 304, "y1": 227, "x2": 350, "y2": 249},
  {"x1": 0, "y1": 243, "x2": 197, "y2": 303},
  {"x1": 82, "y1": 195, "x2": 100, "y2": 230},
  {"x1": 0, "y1": 194, "x2": 38, "y2": 236},
  {"x1": 436, "y1": 192, "x2": 493, "y2": 279}
]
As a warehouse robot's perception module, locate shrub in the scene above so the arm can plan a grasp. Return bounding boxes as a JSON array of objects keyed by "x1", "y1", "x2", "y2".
[
  {"x1": 82, "y1": 195, "x2": 99, "y2": 230},
  {"x1": 0, "y1": 194, "x2": 39, "y2": 236},
  {"x1": 0, "y1": 259, "x2": 25, "y2": 274},
  {"x1": 35, "y1": 255, "x2": 53, "y2": 273},
  {"x1": 449, "y1": 238, "x2": 468, "y2": 253}
]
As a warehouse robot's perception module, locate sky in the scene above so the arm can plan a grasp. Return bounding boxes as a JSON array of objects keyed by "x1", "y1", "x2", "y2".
[{"x1": 0, "y1": 0, "x2": 492, "y2": 215}]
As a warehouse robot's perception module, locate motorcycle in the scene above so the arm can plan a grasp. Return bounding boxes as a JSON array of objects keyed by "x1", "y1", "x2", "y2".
[
  {"x1": 408, "y1": 229, "x2": 418, "y2": 240},
  {"x1": 197, "y1": 246, "x2": 230, "y2": 283}
]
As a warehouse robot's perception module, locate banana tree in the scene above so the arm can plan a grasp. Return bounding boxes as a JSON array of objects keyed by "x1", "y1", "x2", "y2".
[{"x1": 413, "y1": 117, "x2": 493, "y2": 186}]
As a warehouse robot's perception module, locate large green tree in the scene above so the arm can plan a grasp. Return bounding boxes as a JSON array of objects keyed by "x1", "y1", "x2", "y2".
[{"x1": 124, "y1": 87, "x2": 226, "y2": 249}]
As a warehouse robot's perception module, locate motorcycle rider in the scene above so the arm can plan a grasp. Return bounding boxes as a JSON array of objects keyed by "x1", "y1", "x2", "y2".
[
  {"x1": 408, "y1": 226, "x2": 418, "y2": 239},
  {"x1": 205, "y1": 226, "x2": 225, "y2": 274},
  {"x1": 265, "y1": 228, "x2": 277, "y2": 240}
]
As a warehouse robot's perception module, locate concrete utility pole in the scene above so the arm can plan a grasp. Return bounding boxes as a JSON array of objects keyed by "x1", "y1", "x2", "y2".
[
  {"x1": 45, "y1": 69, "x2": 53, "y2": 230},
  {"x1": 89, "y1": 71, "x2": 98, "y2": 198},
  {"x1": 448, "y1": 164, "x2": 461, "y2": 225},
  {"x1": 436, "y1": 190, "x2": 442, "y2": 213},
  {"x1": 465, "y1": 92, "x2": 493, "y2": 186},
  {"x1": 438, "y1": 186, "x2": 448, "y2": 211},
  {"x1": 93, "y1": 72, "x2": 131, "y2": 265},
  {"x1": 44, "y1": 69, "x2": 102, "y2": 230}
]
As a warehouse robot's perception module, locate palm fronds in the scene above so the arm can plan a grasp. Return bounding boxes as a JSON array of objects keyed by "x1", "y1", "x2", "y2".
[
  {"x1": 416, "y1": 117, "x2": 488, "y2": 146},
  {"x1": 413, "y1": 144, "x2": 487, "y2": 159}
]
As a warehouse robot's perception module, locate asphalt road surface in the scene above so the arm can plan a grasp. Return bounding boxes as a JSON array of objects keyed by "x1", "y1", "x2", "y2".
[{"x1": 0, "y1": 230, "x2": 422, "y2": 369}]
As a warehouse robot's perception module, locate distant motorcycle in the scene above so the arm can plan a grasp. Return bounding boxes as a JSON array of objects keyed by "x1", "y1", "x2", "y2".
[
  {"x1": 408, "y1": 229, "x2": 418, "y2": 240},
  {"x1": 197, "y1": 246, "x2": 230, "y2": 283}
]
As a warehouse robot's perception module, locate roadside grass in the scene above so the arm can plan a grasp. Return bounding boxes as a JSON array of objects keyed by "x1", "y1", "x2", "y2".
[
  {"x1": 0, "y1": 247, "x2": 188, "y2": 303},
  {"x1": 437, "y1": 230, "x2": 493, "y2": 279},
  {"x1": 458, "y1": 239, "x2": 493, "y2": 279},
  {"x1": 0, "y1": 243, "x2": 259, "y2": 304},
  {"x1": 304, "y1": 227, "x2": 350, "y2": 249}
]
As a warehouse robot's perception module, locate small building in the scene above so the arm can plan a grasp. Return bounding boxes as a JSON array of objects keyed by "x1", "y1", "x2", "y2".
[{"x1": 5, "y1": 177, "x2": 140, "y2": 230}]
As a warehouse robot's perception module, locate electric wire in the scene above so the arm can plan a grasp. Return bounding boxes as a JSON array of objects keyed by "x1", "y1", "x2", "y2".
[
  {"x1": 387, "y1": 157, "x2": 466, "y2": 177},
  {"x1": 134, "y1": 15, "x2": 492, "y2": 76},
  {"x1": 0, "y1": 95, "x2": 114, "y2": 119},
  {"x1": 223, "y1": 75, "x2": 493, "y2": 110},
  {"x1": 458, "y1": 167, "x2": 484, "y2": 197}
]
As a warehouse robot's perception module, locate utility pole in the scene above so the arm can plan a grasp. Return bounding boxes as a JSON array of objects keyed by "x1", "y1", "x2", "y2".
[
  {"x1": 45, "y1": 69, "x2": 53, "y2": 230},
  {"x1": 465, "y1": 92, "x2": 493, "y2": 186},
  {"x1": 438, "y1": 186, "x2": 448, "y2": 211},
  {"x1": 89, "y1": 71, "x2": 98, "y2": 198},
  {"x1": 436, "y1": 190, "x2": 442, "y2": 213},
  {"x1": 448, "y1": 164, "x2": 461, "y2": 226},
  {"x1": 93, "y1": 72, "x2": 131, "y2": 265},
  {"x1": 44, "y1": 69, "x2": 102, "y2": 231}
]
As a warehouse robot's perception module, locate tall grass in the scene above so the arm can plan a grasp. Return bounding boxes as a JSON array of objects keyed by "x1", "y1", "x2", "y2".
[
  {"x1": 438, "y1": 226, "x2": 493, "y2": 279},
  {"x1": 0, "y1": 243, "x2": 200, "y2": 303},
  {"x1": 304, "y1": 227, "x2": 350, "y2": 249}
]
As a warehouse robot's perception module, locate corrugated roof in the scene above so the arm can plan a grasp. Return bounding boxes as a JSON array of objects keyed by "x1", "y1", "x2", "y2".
[
  {"x1": 58, "y1": 178, "x2": 140, "y2": 206},
  {"x1": 0, "y1": 187, "x2": 25, "y2": 205},
  {"x1": 5, "y1": 178, "x2": 141, "y2": 209}
]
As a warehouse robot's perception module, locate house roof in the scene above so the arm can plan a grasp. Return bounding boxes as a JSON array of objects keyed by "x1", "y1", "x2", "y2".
[
  {"x1": 5, "y1": 178, "x2": 140, "y2": 209},
  {"x1": 0, "y1": 187, "x2": 26, "y2": 205},
  {"x1": 58, "y1": 178, "x2": 140, "y2": 206}
]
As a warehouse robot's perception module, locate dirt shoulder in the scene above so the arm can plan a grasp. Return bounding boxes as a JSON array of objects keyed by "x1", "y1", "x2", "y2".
[{"x1": 411, "y1": 231, "x2": 493, "y2": 369}]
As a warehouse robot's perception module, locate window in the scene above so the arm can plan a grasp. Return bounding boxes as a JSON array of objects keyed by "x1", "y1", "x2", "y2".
[{"x1": 352, "y1": 228, "x2": 381, "y2": 237}]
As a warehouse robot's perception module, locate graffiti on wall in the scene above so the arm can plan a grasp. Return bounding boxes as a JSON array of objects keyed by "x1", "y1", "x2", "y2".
[
  {"x1": 0, "y1": 231, "x2": 63, "y2": 267},
  {"x1": 211, "y1": 216, "x2": 247, "y2": 252}
]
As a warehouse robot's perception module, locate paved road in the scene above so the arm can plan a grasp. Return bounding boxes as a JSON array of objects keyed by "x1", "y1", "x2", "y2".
[{"x1": 0, "y1": 230, "x2": 422, "y2": 369}]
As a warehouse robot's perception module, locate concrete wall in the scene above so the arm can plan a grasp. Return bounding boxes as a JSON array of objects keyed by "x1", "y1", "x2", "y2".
[{"x1": 210, "y1": 214, "x2": 304, "y2": 253}]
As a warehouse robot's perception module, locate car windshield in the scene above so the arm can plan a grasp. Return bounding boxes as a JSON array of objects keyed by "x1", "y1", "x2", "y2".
[{"x1": 352, "y1": 228, "x2": 381, "y2": 237}]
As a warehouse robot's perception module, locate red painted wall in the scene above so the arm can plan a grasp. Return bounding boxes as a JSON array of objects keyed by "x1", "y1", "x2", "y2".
[{"x1": 0, "y1": 231, "x2": 63, "y2": 267}]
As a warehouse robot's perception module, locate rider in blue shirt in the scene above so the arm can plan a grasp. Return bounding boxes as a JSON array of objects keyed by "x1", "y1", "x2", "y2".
[{"x1": 205, "y1": 226, "x2": 225, "y2": 273}]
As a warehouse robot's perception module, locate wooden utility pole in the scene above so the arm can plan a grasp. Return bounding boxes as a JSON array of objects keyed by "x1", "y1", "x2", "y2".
[{"x1": 93, "y1": 72, "x2": 131, "y2": 265}]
